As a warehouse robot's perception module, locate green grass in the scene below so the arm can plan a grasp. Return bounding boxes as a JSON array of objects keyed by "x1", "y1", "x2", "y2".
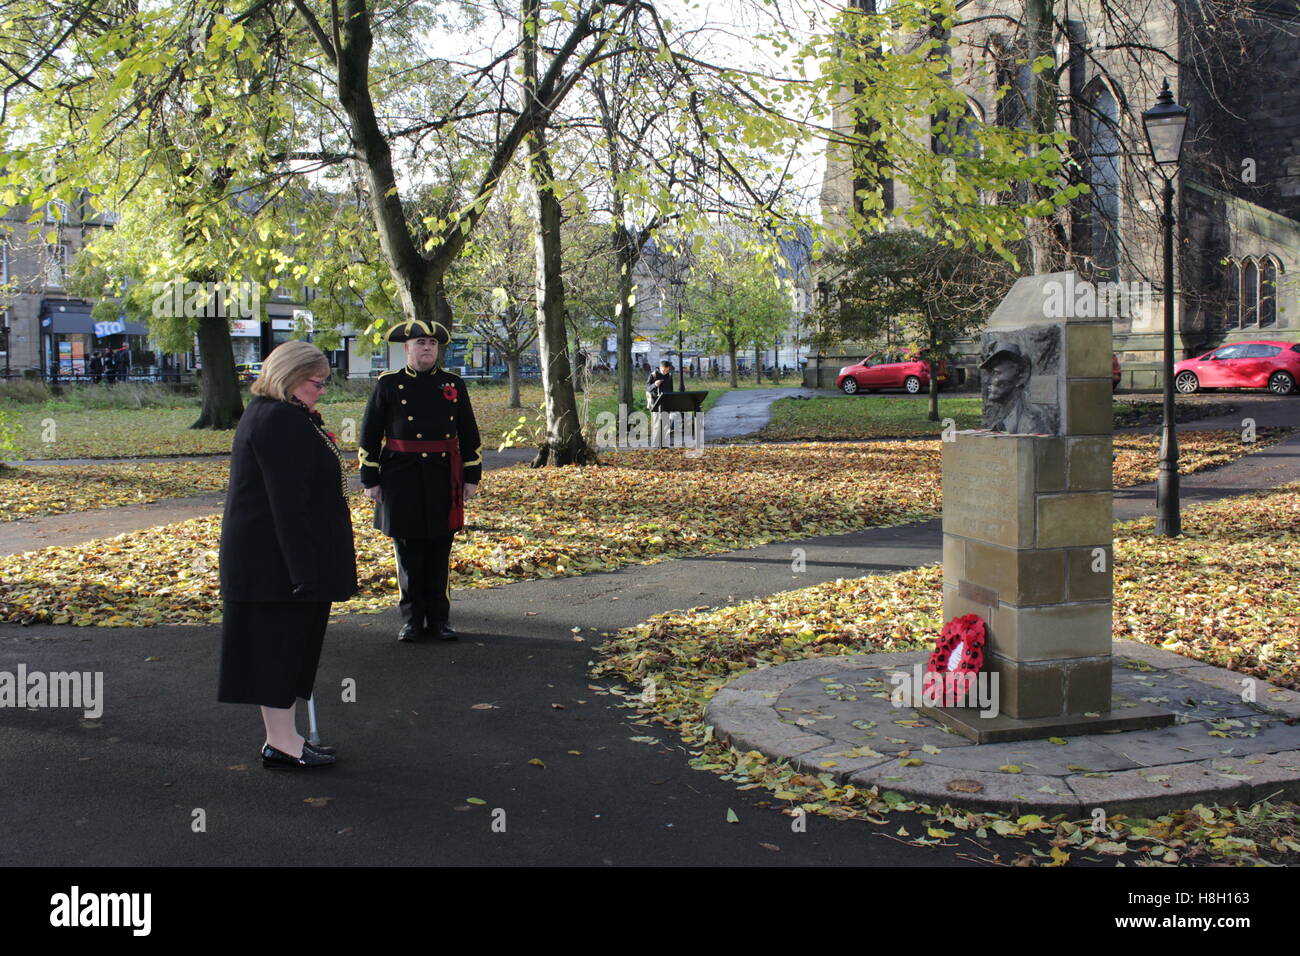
[
  {"x1": 756, "y1": 396, "x2": 1137, "y2": 440},
  {"x1": 1, "y1": 376, "x2": 768, "y2": 459},
  {"x1": 757, "y1": 395, "x2": 984, "y2": 439}
]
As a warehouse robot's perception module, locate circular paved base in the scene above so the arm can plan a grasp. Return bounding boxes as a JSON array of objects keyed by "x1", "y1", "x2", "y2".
[{"x1": 706, "y1": 640, "x2": 1300, "y2": 817}]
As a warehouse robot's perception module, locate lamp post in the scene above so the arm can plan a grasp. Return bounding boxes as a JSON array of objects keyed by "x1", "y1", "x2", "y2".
[
  {"x1": 1142, "y1": 78, "x2": 1190, "y2": 538},
  {"x1": 816, "y1": 279, "x2": 834, "y2": 391},
  {"x1": 671, "y1": 275, "x2": 686, "y2": 392}
]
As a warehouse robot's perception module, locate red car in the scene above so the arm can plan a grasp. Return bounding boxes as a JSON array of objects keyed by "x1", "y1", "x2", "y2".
[
  {"x1": 838, "y1": 350, "x2": 948, "y2": 395},
  {"x1": 1173, "y1": 340, "x2": 1300, "y2": 396}
]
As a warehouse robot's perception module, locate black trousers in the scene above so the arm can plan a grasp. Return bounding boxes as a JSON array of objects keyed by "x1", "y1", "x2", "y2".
[{"x1": 393, "y1": 534, "x2": 455, "y2": 628}]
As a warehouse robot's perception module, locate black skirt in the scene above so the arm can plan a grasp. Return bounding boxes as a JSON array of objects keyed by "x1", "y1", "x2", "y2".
[{"x1": 218, "y1": 600, "x2": 331, "y2": 708}]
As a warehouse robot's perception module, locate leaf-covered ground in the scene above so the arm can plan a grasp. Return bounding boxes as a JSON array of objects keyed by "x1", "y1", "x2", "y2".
[
  {"x1": 1112, "y1": 428, "x2": 1289, "y2": 486},
  {"x1": 1, "y1": 461, "x2": 231, "y2": 520},
  {"x1": 0, "y1": 432, "x2": 1285, "y2": 622},
  {"x1": 2, "y1": 427, "x2": 1283, "y2": 522},
  {"x1": 592, "y1": 483, "x2": 1300, "y2": 866},
  {"x1": 0, "y1": 443, "x2": 940, "y2": 626}
]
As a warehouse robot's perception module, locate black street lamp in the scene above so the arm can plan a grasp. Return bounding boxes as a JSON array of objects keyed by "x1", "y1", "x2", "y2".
[
  {"x1": 1141, "y1": 78, "x2": 1190, "y2": 537},
  {"x1": 670, "y1": 275, "x2": 686, "y2": 392}
]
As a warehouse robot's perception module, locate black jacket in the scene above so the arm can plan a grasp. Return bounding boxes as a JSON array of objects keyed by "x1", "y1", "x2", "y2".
[
  {"x1": 357, "y1": 364, "x2": 482, "y2": 538},
  {"x1": 219, "y1": 396, "x2": 358, "y2": 602},
  {"x1": 646, "y1": 369, "x2": 674, "y2": 407}
]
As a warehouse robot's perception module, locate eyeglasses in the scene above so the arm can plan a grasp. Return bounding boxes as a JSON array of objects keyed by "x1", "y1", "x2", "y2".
[{"x1": 306, "y1": 377, "x2": 330, "y2": 390}]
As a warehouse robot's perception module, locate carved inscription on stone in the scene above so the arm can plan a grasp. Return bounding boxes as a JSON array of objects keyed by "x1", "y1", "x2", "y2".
[{"x1": 943, "y1": 439, "x2": 1027, "y2": 547}]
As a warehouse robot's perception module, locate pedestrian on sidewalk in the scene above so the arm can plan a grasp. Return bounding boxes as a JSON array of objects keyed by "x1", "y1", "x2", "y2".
[
  {"x1": 218, "y1": 340, "x2": 357, "y2": 770},
  {"x1": 358, "y1": 317, "x2": 482, "y2": 643}
]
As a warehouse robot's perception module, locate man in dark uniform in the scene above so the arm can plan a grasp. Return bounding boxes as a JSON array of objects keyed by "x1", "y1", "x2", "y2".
[{"x1": 358, "y1": 318, "x2": 482, "y2": 642}]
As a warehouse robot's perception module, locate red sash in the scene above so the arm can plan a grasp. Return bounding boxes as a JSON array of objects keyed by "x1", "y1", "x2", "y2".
[{"x1": 384, "y1": 437, "x2": 464, "y2": 532}]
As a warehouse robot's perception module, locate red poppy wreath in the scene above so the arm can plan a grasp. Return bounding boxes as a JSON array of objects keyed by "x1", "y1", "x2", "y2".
[{"x1": 925, "y1": 613, "x2": 987, "y2": 706}]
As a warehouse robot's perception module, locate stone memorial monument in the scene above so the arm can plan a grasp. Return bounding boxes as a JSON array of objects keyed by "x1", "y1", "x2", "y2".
[{"x1": 923, "y1": 271, "x2": 1174, "y2": 742}]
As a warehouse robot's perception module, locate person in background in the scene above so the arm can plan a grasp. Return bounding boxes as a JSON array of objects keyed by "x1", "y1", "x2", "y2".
[
  {"x1": 218, "y1": 340, "x2": 358, "y2": 770},
  {"x1": 647, "y1": 359, "x2": 674, "y2": 448}
]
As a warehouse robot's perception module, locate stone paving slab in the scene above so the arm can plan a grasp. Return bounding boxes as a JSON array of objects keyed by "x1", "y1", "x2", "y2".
[
  {"x1": 1087, "y1": 719, "x2": 1293, "y2": 767},
  {"x1": 1112, "y1": 663, "x2": 1261, "y2": 721},
  {"x1": 1065, "y1": 762, "x2": 1253, "y2": 819},
  {"x1": 914, "y1": 735, "x2": 1145, "y2": 775},
  {"x1": 705, "y1": 639, "x2": 1300, "y2": 816},
  {"x1": 854, "y1": 761, "x2": 1084, "y2": 816}
]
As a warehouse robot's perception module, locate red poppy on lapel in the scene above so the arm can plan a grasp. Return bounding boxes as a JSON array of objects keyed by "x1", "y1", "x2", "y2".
[{"x1": 442, "y1": 383, "x2": 458, "y2": 402}]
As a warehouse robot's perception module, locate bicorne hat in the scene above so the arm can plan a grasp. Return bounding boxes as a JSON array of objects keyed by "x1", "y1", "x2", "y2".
[{"x1": 387, "y1": 318, "x2": 451, "y2": 345}]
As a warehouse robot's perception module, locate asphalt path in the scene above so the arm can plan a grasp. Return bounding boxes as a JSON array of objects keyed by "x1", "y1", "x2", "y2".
[
  {"x1": 0, "y1": 520, "x2": 956, "y2": 867},
  {"x1": 5, "y1": 432, "x2": 1300, "y2": 866},
  {"x1": 1, "y1": 394, "x2": 1296, "y2": 867}
]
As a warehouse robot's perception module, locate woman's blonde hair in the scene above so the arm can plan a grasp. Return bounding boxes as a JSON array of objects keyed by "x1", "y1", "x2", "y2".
[{"x1": 251, "y1": 339, "x2": 330, "y2": 402}]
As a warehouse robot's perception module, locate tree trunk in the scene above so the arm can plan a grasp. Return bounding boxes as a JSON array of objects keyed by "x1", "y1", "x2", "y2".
[
  {"x1": 336, "y1": 0, "x2": 445, "y2": 332},
  {"x1": 927, "y1": 324, "x2": 940, "y2": 422},
  {"x1": 572, "y1": 338, "x2": 585, "y2": 394},
  {"x1": 523, "y1": 0, "x2": 594, "y2": 468},
  {"x1": 754, "y1": 344, "x2": 762, "y2": 383},
  {"x1": 614, "y1": 231, "x2": 637, "y2": 410},
  {"x1": 507, "y1": 353, "x2": 521, "y2": 408},
  {"x1": 728, "y1": 345, "x2": 739, "y2": 388},
  {"x1": 191, "y1": 313, "x2": 243, "y2": 430}
]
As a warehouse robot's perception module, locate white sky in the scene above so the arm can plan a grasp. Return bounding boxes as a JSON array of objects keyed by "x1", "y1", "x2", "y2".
[{"x1": 420, "y1": 0, "x2": 833, "y2": 211}]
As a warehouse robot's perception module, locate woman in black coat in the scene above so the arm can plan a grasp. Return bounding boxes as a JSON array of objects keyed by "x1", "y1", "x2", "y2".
[{"x1": 218, "y1": 340, "x2": 357, "y2": 770}]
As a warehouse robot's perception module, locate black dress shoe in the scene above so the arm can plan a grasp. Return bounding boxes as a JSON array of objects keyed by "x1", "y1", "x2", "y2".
[
  {"x1": 261, "y1": 743, "x2": 336, "y2": 770},
  {"x1": 431, "y1": 620, "x2": 457, "y2": 641},
  {"x1": 265, "y1": 739, "x2": 337, "y2": 757},
  {"x1": 397, "y1": 623, "x2": 425, "y2": 642}
]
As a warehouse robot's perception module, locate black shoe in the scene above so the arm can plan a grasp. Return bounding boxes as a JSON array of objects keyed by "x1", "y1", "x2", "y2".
[
  {"x1": 265, "y1": 738, "x2": 338, "y2": 758},
  {"x1": 397, "y1": 623, "x2": 426, "y2": 642},
  {"x1": 431, "y1": 620, "x2": 457, "y2": 641},
  {"x1": 261, "y1": 743, "x2": 336, "y2": 770}
]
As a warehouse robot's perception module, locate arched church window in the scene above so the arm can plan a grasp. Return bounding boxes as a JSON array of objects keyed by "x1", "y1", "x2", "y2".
[
  {"x1": 1084, "y1": 80, "x2": 1121, "y2": 281},
  {"x1": 1260, "y1": 257, "x2": 1279, "y2": 328},
  {"x1": 1242, "y1": 259, "x2": 1258, "y2": 327},
  {"x1": 1225, "y1": 259, "x2": 1240, "y2": 330}
]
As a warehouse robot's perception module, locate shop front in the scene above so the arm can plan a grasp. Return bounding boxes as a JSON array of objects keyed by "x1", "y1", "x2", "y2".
[
  {"x1": 40, "y1": 299, "x2": 151, "y2": 382},
  {"x1": 229, "y1": 318, "x2": 262, "y2": 365}
]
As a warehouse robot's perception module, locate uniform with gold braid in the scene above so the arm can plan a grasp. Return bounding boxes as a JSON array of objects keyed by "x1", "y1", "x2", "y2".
[{"x1": 359, "y1": 318, "x2": 482, "y2": 639}]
